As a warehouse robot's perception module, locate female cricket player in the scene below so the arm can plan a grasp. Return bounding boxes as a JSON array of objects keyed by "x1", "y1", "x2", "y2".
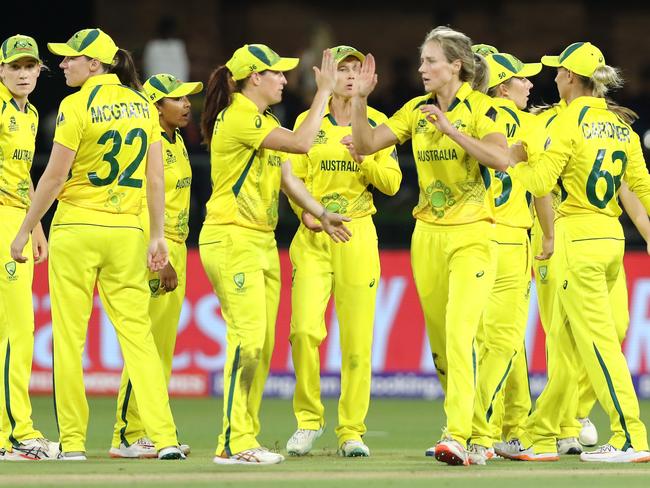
[
  {"x1": 0, "y1": 34, "x2": 58, "y2": 461},
  {"x1": 109, "y1": 73, "x2": 202, "y2": 459},
  {"x1": 350, "y1": 26, "x2": 509, "y2": 466},
  {"x1": 199, "y1": 43, "x2": 351, "y2": 465},
  {"x1": 10, "y1": 28, "x2": 183, "y2": 461},
  {"x1": 508, "y1": 41, "x2": 650, "y2": 463},
  {"x1": 285, "y1": 45, "x2": 401, "y2": 458}
]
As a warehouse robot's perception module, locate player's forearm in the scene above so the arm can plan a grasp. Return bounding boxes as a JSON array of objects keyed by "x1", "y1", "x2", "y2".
[
  {"x1": 361, "y1": 155, "x2": 402, "y2": 196},
  {"x1": 20, "y1": 175, "x2": 64, "y2": 235},
  {"x1": 146, "y1": 142, "x2": 166, "y2": 239},
  {"x1": 281, "y1": 165, "x2": 325, "y2": 218},
  {"x1": 620, "y1": 183, "x2": 650, "y2": 243},
  {"x1": 351, "y1": 96, "x2": 375, "y2": 154},
  {"x1": 534, "y1": 195, "x2": 555, "y2": 238},
  {"x1": 290, "y1": 89, "x2": 331, "y2": 153},
  {"x1": 449, "y1": 130, "x2": 509, "y2": 171}
]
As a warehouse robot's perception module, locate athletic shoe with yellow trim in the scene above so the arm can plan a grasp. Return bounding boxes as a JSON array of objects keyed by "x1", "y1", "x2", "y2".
[
  {"x1": 512, "y1": 446, "x2": 559, "y2": 462},
  {"x1": 4, "y1": 438, "x2": 59, "y2": 461},
  {"x1": 434, "y1": 438, "x2": 469, "y2": 466},
  {"x1": 286, "y1": 427, "x2": 324, "y2": 456},
  {"x1": 213, "y1": 447, "x2": 284, "y2": 465},
  {"x1": 580, "y1": 444, "x2": 650, "y2": 463}
]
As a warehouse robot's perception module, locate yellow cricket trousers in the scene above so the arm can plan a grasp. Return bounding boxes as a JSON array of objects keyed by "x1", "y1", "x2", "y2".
[
  {"x1": 411, "y1": 219, "x2": 495, "y2": 446},
  {"x1": 289, "y1": 215, "x2": 380, "y2": 445},
  {"x1": 472, "y1": 224, "x2": 531, "y2": 447},
  {"x1": 0, "y1": 205, "x2": 43, "y2": 449},
  {"x1": 48, "y1": 204, "x2": 179, "y2": 452},
  {"x1": 199, "y1": 224, "x2": 280, "y2": 456},
  {"x1": 111, "y1": 238, "x2": 187, "y2": 447},
  {"x1": 522, "y1": 214, "x2": 648, "y2": 453}
]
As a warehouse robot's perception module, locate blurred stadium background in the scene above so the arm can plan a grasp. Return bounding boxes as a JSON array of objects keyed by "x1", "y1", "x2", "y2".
[{"x1": 3, "y1": 0, "x2": 650, "y2": 402}]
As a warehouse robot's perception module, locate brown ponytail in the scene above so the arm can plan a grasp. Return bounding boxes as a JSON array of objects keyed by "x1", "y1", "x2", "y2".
[
  {"x1": 200, "y1": 65, "x2": 238, "y2": 146},
  {"x1": 103, "y1": 48, "x2": 142, "y2": 91}
]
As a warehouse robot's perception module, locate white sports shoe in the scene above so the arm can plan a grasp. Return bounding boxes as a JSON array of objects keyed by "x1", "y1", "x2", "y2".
[
  {"x1": 580, "y1": 444, "x2": 650, "y2": 463},
  {"x1": 4, "y1": 438, "x2": 59, "y2": 461},
  {"x1": 338, "y1": 440, "x2": 370, "y2": 457},
  {"x1": 213, "y1": 447, "x2": 284, "y2": 465},
  {"x1": 578, "y1": 418, "x2": 598, "y2": 446},
  {"x1": 467, "y1": 444, "x2": 489, "y2": 465},
  {"x1": 557, "y1": 437, "x2": 583, "y2": 455},
  {"x1": 424, "y1": 445, "x2": 436, "y2": 457},
  {"x1": 109, "y1": 437, "x2": 157, "y2": 458},
  {"x1": 434, "y1": 438, "x2": 469, "y2": 466},
  {"x1": 286, "y1": 427, "x2": 324, "y2": 456},
  {"x1": 57, "y1": 451, "x2": 87, "y2": 461},
  {"x1": 0, "y1": 447, "x2": 6, "y2": 460},
  {"x1": 180, "y1": 443, "x2": 191, "y2": 456},
  {"x1": 157, "y1": 445, "x2": 185, "y2": 460},
  {"x1": 494, "y1": 438, "x2": 524, "y2": 460}
]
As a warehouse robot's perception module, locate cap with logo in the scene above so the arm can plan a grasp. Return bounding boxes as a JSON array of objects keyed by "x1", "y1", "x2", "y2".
[
  {"x1": 330, "y1": 45, "x2": 365, "y2": 64},
  {"x1": 1, "y1": 35, "x2": 41, "y2": 63},
  {"x1": 487, "y1": 53, "x2": 542, "y2": 88},
  {"x1": 47, "y1": 28, "x2": 118, "y2": 64},
  {"x1": 472, "y1": 43, "x2": 499, "y2": 57},
  {"x1": 225, "y1": 44, "x2": 299, "y2": 81},
  {"x1": 143, "y1": 74, "x2": 203, "y2": 103},
  {"x1": 541, "y1": 42, "x2": 605, "y2": 78}
]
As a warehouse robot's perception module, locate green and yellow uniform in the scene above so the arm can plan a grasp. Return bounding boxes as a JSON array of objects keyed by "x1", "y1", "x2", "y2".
[
  {"x1": 384, "y1": 82, "x2": 501, "y2": 445},
  {"x1": 288, "y1": 104, "x2": 401, "y2": 446},
  {"x1": 472, "y1": 99, "x2": 539, "y2": 447},
  {"x1": 111, "y1": 129, "x2": 192, "y2": 448},
  {"x1": 199, "y1": 92, "x2": 285, "y2": 456},
  {"x1": 512, "y1": 96, "x2": 650, "y2": 453},
  {"x1": 0, "y1": 81, "x2": 45, "y2": 450},
  {"x1": 49, "y1": 73, "x2": 178, "y2": 452}
]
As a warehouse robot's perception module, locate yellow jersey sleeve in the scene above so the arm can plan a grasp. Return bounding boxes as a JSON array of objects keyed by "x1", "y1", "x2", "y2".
[
  {"x1": 384, "y1": 97, "x2": 420, "y2": 144},
  {"x1": 53, "y1": 96, "x2": 86, "y2": 151},
  {"x1": 622, "y1": 131, "x2": 650, "y2": 213},
  {"x1": 0, "y1": 88, "x2": 38, "y2": 209}
]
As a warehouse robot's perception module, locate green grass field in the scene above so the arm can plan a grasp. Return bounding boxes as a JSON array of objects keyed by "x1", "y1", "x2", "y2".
[{"x1": 1, "y1": 396, "x2": 649, "y2": 487}]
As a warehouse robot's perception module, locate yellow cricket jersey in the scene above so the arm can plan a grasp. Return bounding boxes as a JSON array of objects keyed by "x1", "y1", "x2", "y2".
[
  {"x1": 290, "y1": 103, "x2": 401, "y2": 219},
  {"x1": 0, "y1": 82, "x2": 38, "y2": 209},
  {"x1": 384, "y1": 82, "x2": 501, "y2": 225},
  {"x1": 160, "y1": 130, "x2": 191, "y2": 242},
  {"x1": 53, "y1": 73, "x2": 161, "y2": 223},
  {"x1": 492, "y1": 98, "x2": 539, "y2": 229},
  {"x1": 511, "y1": 96, "x2": 650, "y2": 218},
  {"x1": 204, "y1": 93, "x2": 285, "y2": 231}
]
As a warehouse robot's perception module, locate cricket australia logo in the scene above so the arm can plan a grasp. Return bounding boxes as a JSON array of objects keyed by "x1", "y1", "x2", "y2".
[
  {"x1": 538, "y1": 265, "x2": 548, "y2": 282},
  {"x1": 149, "y1": 278, "x2": 161, "y2": 296},
  {"x1": 5, "y1": 261, "x2": 17, "y2": 281},
  {"x1": 8, "y1": 116, "x2": 18, "y2": 132},
  {"x1": 451, "y1": 119, "x2": 467, "y2": 131},
  {"x1": 165, "y1": 149, "x2": 176, "y2": 166},
  {"x1": 233, "y1": 272, "x2": 245, "y2": 291}
]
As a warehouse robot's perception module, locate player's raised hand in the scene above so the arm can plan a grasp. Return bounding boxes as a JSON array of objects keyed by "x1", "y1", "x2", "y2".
[
  {"x1": 341, "y1": 135, "x2": 365, "y2": 163},
  {"x1": 148, "y1": 237, "x2": 169, "y2": 272},
  {"x1": 314, "y1": 49, "x2": 337, "y2": 93},
  {"x1": 354, "y1": 53, "x2": 378, "y2": 98},
  {"x1": 318, "y1": 211, "x2": 352, "y2": 243}
]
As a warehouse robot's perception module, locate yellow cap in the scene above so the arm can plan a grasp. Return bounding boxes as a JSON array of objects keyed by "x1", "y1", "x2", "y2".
[
  {"x1": 143, "y1": 74, "x2": 203, "y2": 103},
  {"x1": 1, "y1": 35, "x2": 41, "y2": 63},
  {"x1": 472, "y1": 43, "x2": 498, "y2": 57},
  {"x1": 487, "y1": 53, "x2": 542, "y2": 88},
  {"x1": 225, "y1": 44, "x2": 299, "y2": 81},
  {"x1": 541, "y1": 42, "x2": 605, "y2": 78},
  {"x1": 48, "y1": 28, "x2": 118, "y2": 64},
  {"x1": 330, "y1": 45, "x2": 365, "y2": 64}
]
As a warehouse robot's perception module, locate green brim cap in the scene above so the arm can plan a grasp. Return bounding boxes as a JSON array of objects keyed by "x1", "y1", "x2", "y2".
[
  {"x1": 488, "y1": 52, "x2": 542, "y2": 88},
  {"x1": 330, "y1": 45, "x2": 365, "y2": 64},
  {"x1": 1, "y1": 34, "x2": 41, "y2": 63},
  {"x1": 226, "y1": 44, "x2": 299, "y2": 81},
  {"x1": 144, "y1": 74, "x2": 203, "y2": 103},
  {"x1": 48, "y1": 28, "x2": 118, "y2": 64}
]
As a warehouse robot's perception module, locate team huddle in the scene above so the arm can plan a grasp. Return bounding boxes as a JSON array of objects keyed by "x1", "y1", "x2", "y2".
[{"x1": 0, "y1": 24, "x2": 649, "y2": 466}]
